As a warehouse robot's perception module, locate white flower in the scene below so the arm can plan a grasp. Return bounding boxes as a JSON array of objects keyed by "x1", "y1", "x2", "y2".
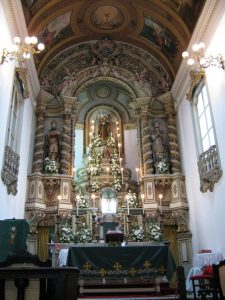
[
  {"x1": 131, "y1": 225, "x2": 144, "y2": 241},
  {"x1": 44, "y1": 157, "x2": 58, "y2": 173},
  {"x1": 60, "y1": 223, "x2": 74, "y2": 243},
  {"x1": 148, "y1": 222, "x2": 162, "y2": 241},
  {"x1": 157, "y1": 159, "x2": 169, "y2": 174},
  {"x1": 76, "y1": 224, "x2": 92, "y2": 243},
  {"x1": 127, "y1": 190, "x2": 138, "y2": 208}
]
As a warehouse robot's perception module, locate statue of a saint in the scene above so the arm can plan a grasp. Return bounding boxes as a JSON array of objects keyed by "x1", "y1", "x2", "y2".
[
  {"x1": 45, "y1": 121, "x2": 61, "y2": 161},
  {"x1": 150, "y1": 120, "x2": 168, "y2": 162},
  {"x1": 98, "y1": 114, "x2": 111, "y2": 140}
]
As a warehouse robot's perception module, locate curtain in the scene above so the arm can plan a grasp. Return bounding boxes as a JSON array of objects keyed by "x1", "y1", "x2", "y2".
[
  {"x1": 37, "y1": 226, "x2": 49, "y2": 261},
  {"x1": 163, "y1": 225, "x2": 179, "y2": 287}
]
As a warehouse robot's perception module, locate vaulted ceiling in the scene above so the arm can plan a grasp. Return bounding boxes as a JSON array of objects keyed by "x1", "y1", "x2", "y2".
[{"x1": 21, "y1": 0, "x2": 205, "y2": 101}]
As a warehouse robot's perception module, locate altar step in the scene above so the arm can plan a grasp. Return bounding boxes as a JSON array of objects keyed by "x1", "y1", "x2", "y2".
[{"x1": 78, "y1": 281, "x2": 175, "y2": 297}]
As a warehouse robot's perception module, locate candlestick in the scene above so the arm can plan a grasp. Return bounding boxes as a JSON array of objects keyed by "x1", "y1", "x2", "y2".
[
  {"x1": 119, "y1": 157, "x2": 122, "y2": 167},
  {"x1": 126, "y1": 195, "x2": 130, "y2": 215},
  {"x1": 141, "y1": 194, "x2": 145, "y2": 214},
  {"x1": 121, "y1": 167, "x2": 124, "y2": 184},
  {"x1": 106, "y1": 167, "x2": 109, "y2": 183},
  {"x1": 135, "y1": 168, "x2": 139, "y2": 185},
  {"x1": 159, "y1": 194, "x2": 163, "y2": 214},
  {"x1": 92, "y1": 194, "x2": 96, "y2": 215},
  {"x1": 57, "y1": 195, "x2": 62, "y2": 215},
  {"x1": 118, "y1": 143, "x2": 121, "y2": 158},
  {"x1": 76, "y1": 195, "x2": 80, "y2": 216}
]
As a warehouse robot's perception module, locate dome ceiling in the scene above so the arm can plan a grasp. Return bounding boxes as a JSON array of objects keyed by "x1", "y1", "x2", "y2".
[{"x1": 22, "y1": 0, "x2": 205, "y2": 78}]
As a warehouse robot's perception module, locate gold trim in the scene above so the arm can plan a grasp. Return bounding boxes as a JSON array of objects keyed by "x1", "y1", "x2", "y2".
[
  {"x1": 186, "y1": 70, "x2": 205, "y2": 101},
  {"x1": 16, "y1": 67, "x2": 29, "y2": 99}
]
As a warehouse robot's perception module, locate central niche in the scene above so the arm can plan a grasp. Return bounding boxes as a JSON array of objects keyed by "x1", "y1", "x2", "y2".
[{"x1": 100, "y1": 188, "x2": 117, "y2": 214}]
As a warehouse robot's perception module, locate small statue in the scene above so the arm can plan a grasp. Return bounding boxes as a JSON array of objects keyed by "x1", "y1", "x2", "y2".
[
  {"x1": 98, "y1": 114, "x2": 111, "y2": 140},
  {"x1": 45, "y1": 120, "x2": 61, "y2": 162}
]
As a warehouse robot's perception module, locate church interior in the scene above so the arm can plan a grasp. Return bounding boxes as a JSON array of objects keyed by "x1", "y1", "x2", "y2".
[{"x1": 1, "y1": 0, "x2": 225, "y2": 298}]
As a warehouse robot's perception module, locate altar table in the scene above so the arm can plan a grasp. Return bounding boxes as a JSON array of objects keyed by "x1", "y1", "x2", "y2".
[{"x1": 66, "y1": 245, "x2": 176, "y2": 282}]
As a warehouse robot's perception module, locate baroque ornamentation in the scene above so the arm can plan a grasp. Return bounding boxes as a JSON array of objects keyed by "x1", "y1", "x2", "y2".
[
  {"x1": 1, "y1": 146, "x2": 20, "y2": 195},
  {"x1": 198, "y1": 145, "x2": 222, "y2": 193}
]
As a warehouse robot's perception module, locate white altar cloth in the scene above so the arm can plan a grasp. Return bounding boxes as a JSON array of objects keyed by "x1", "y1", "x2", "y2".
[{"x1": 194, "y1": 252, "x2": 223, "y2": 268}]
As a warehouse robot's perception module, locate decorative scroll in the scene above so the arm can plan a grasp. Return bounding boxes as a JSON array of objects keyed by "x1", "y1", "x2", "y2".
[{"x1": 198, "y1": 145, "x2": 222, "y2": 192}]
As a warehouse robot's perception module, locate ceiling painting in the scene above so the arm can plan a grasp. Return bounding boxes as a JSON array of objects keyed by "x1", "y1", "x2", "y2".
[
  {"x1": 140, "y1": 16, "x2": 178, "y2": 60},
  {"x1": 90, "y1": 5, "x2": 124, "y2": 30}
]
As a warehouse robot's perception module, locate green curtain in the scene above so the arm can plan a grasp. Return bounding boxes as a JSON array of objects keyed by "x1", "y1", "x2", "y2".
[{"x1": 37, "y1": 226, "x2": 49, "y2": 261}]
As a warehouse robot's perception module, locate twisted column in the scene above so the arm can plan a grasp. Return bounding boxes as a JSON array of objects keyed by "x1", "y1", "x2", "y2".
[
  {"x1": 141, "y1": 115, "x2": 154, "y2": 175},
  {"x1": 32, "y1": 110, "x2": 45, "y2": 173},
  {"x1": 61, "y1": 113, "x2": 72, "y2": 174}
]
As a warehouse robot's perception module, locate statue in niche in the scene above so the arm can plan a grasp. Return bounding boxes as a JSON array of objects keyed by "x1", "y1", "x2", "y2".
[
  {"x1": 45, "y1": 120, "x2": 61, "y2": 162},
  {"x1": 150, "y1": 120, "x2": 169, "y2": 173},
  {"x1": 98, "y1": 113, "x2": 111, "y2": 140}
]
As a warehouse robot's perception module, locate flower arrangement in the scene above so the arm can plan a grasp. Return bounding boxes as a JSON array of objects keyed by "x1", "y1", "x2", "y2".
[
  {"x1": 127, "y1": 190, "x2": 138, "y2": 208},
  {"x1": 110, "y1": 154, "x2": 120, "y2": 176},
  {"x1": 91, "y1": 180, "x2": 101, "y2": 192},
  {"x1": 76, "y1": 223, "x2": 92, "y2": 243},
  {"x1": 148, "y1": 222, "x2": 162, "y2": 241},
  {"x1": 91, "y1": 135, "x2": 102, "y2": 147},
  {"x1": 131, "y1": 225, "x2": 145, "y2": 242},
  {"x1": 157, "y1": 159, "x2": 169, "y2": 174},
  {"x1": 106, "y1": 136, "x2": 115, "y2": 148},
  {"x1": 77, "y1": 193, "x2": 89, "y2": 208},
  {"x1": 113, "y1": 177, "x2": 122, "y2": 191},
  {"x1": 60, "y1": 223, "x2": 74, "y2": 243},
  {"x1": 44, "y1": 157, "x2": 58, "y2": 173}
]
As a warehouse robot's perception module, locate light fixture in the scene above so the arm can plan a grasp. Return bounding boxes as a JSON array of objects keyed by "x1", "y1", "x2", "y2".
[
  {"x1": 182, "y1": 42, "x2": 224, "y2": 70},
  {"x1": 0, "y1": 36, "x2": 45, "y2": 65}
]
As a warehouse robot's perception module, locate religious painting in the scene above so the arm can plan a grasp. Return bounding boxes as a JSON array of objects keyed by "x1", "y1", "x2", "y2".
[
  {"x1": 161, "y1": 0, "x2": 206, "y2": 31},
  {"x1": 38, "y1": 11, "x2": 72, "y2": 49},
  {"x1": 90, "y1": 5, "x2": 124, "y2": 30},
  {"x1": 21, "y1": 0, "x2": 49, "y2": 24},
  {"x1": 140, "y1": 16, "x2": 178, "y2": 59}
]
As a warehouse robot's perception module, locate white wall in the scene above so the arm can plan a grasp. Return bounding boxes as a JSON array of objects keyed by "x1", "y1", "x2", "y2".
[
  {"x1": 176, "y1": 8, "x2": 225, "y2": 258},
  {"x1": 0, "y1": 1, "x2": 37, "y2": 219},
  {"x1": 124, "y1": 129, "x2": 139, "y2": 181}
]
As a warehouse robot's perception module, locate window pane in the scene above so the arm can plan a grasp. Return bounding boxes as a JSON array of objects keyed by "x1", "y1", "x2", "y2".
[
  {"x1": 202, "y1": 86, "x2": 209, "y2": 106},
  {"x1": 199, "y1": 114, "x2": 207, "y2": 139},
  {"x1": 197, "y1": 93, "x2": 204, "y2": 116},
  {"x1": 202, "y1": 136, "x2": 209, "y2": 152},
  {"x1": 205, "y1": 106, "x2": 212, "y2": 129},
  {"x1": 209, "y1": 128, "x2": 215, "y2": 146}
]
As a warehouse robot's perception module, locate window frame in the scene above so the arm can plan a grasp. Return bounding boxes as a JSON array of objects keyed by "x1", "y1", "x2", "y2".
[{"x1": 192, "y1": 80, "x2": 217, "y2": 155}]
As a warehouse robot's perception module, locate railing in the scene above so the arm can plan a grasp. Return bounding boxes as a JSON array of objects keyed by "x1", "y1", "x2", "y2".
[
  {"x1": 1, "y1": 146, "x2": 20, "y2": 195},
  {"x1": 198, "y1": 145, "x2": 222, "y2": 192},
  {"x1": 0, "y1": 267, "x2": 79, "y2": 300}
]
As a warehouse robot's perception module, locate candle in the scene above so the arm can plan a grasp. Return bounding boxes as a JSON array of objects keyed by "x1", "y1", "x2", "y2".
[
  {"x1": 76, "y1": 195, "x2": 80, "y2": 216},
  {"x1": 136, "y1": 168, "x2": 139, "y2": 185},
  {"x1": 57, "y1": 195, "x2": 62, "y2": 215},
  {"x1": 92, "y1": 194, "x2": 96, "y2": 215},
  {"x1": 118, "y1": 143, "x2": 121, "y2": 158},
  {"x1": 141, "y1": 194, "x2": 145, "y2": 214},
  {"x1": 159, "y1": 194, "x2": 163, "y2": 214},
  {"x1": 126, "y1": 195, "x2": 130, "y2": 215},
  {"x1": 90, "y1": 166, "x2": 93, "y2": 184},
  {"x1": 106, "y1": 167, "x2": 109, "y2": 183},
  {"x1": 119, "y1": 157, "x2": 122, "y2": 167},
  {"x1": 121, "y1": 167, "x2": 124, "y2": 184}
]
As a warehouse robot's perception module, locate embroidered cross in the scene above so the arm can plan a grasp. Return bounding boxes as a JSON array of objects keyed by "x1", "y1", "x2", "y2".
[
  {"x1": 113, "y1": 262, "x2": 122, "y2": 271},
  {"x1": 143, "y1": 260, "x2": 151, "y2": 269},
  {"x1": 83, "y1": 261, "x2": 92, "y2": 270},
  {"x1": 128, "y1": 267, "x2": 137, "y2": 276},
  {"x1": 99, "y1": 268, "x2": 108, "y2": 277},
  {"x1": 158, "y1": 265, "x2": 166, "y2": 274}
]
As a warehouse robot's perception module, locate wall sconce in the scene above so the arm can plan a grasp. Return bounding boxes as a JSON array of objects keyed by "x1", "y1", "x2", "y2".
[
  {"x1": 0, "y1": 36, "x2": 45, "y2": 65},
  {"x1": 182, "y1": 42, "x2": 224, "y2": 70},
  {"x1": 182, "y1": 43, "x2": 224, "y2": 101}
]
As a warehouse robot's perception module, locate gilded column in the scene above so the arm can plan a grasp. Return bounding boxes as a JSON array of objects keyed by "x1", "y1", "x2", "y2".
[
  {"x1": 32, "y1": 90, "x2": 53, "y2": 173},
  {"x1": 160, "y1": 92, "x2": 181, "y2": 173}
]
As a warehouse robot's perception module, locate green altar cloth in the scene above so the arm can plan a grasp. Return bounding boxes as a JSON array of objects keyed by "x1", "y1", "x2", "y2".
[
  {"x1": 0, "y1": 219, "x2": 29, "y2": 262},
  {"x1": 67, "y1": 245, "x2": 176, "y2": 281}
]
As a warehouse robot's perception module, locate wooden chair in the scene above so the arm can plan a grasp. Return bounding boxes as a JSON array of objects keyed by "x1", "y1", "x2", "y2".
[
  {"x1": 190, "y1": 265, "x2": 218, "y2": 300},
  {"x1": 213, "y1": 259, "x2": 225, "y2": 299}
]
